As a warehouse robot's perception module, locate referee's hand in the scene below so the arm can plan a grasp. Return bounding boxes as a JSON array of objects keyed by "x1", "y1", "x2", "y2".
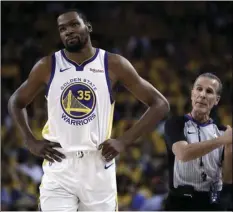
[{"x1": 26, "y1": 138, "x2": 66, "y2": 163}]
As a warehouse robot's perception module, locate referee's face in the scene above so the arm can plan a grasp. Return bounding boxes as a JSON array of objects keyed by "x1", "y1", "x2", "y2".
[{"x1": 191, "y1": 77, "x2": 220, "y2": 114}]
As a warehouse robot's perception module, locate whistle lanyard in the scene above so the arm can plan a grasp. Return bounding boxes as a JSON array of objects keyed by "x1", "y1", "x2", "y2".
[
  {"x1": 197, "y1": 125, "x2": 208, "y2": 181},
  {"x1": 197, "y1": 125, "x2": 204, "y2": 167},
  {"x1": 189, "y1": 113, "x2": 205, "y2": 167}
]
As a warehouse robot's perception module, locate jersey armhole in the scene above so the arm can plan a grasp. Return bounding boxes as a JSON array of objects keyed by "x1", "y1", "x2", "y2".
[
  {"x1": 45, "y1": 54, "x2": 56, "y2": 97},
  {"x1": 104, "y1": 51, "x2": 114, "y2": 104}
]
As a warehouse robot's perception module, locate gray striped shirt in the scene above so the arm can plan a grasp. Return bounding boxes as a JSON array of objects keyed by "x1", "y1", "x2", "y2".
[{"x1": 165, "y1": 115, "x2": 226, "y2": 192}]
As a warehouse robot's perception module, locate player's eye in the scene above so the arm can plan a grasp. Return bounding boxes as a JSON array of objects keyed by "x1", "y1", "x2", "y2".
[
  {"x1": 71, "y1": 23, "x2": 80, "y2": 27},
  {"x1": 197, "y1": 87, "x2": 202, "y2": 91}
]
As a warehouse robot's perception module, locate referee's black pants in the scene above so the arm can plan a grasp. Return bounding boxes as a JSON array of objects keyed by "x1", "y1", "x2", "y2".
[{"x1": 164, "y1": 191, "x2": 225, "y2": 211}]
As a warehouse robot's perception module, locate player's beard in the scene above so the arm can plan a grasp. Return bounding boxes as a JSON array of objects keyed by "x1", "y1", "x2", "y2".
[{"x1": 65, "y1": 31, "x2": 89, "y2": 53}]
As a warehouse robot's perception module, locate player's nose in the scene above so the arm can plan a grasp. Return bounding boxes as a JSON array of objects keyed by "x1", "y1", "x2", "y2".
[{"x1": 65, "y1": 27, "x2": 75, "y2": 36}]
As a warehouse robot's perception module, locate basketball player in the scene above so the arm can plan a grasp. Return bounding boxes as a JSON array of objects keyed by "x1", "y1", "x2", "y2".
[{"x1": 8, "y1": 9, "x2": 169, "y2": 211}]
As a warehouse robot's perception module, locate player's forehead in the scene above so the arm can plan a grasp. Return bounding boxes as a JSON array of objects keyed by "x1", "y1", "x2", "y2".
[{"x1": 57, "y1": 12, "x2": 83, "y2": 26}]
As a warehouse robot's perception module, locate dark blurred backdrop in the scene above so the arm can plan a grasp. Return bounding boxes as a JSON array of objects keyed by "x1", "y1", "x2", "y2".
[{"x1": 1, "y1": 1, "x2": 232, "y2": 211}]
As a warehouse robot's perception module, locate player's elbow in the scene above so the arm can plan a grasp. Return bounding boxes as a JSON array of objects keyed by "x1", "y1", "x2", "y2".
[
  {"x1": 8, "y1": 93, "x2": 23, "y2": 113},
  {"x1": 156, "y1": 95, "x2": 170, "y2": 114},
  {"x1": 8, "y1": 94, "x2": 17, "y2": 113},
  {"x1": 162, "y1": 97, "x2": 170, "y2": 113}
]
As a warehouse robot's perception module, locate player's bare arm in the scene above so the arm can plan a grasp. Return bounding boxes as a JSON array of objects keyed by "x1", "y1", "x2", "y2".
[
  {"x1": 8, "y1": 56, "x2": 66, "y2": 163},
  {"x1": 101, "y1": 53, "x2": 170, "y2": 161}
]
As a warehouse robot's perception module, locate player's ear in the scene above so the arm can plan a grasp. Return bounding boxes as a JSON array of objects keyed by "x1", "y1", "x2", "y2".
[{"x1": 86, "y1": 22, "x2": 92, "y2": 33}]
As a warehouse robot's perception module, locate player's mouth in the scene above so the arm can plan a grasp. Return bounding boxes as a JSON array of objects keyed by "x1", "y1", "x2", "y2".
[{"x1": 66, "y1": 36, "x2": 79, "y2": 43}]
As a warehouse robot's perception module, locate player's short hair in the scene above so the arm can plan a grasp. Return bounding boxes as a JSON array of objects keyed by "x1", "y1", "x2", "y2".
[
  {"x1": 57, "y1": 8, "x2": 89, "y2": 24},
  {"x1": 194, "y1": 72, "x2": 223, "y2": 96}
]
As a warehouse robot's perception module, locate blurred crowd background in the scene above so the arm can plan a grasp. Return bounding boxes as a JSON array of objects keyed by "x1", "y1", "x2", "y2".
[{"x1": 1, "y1": 1, "x2": 232, "y2": 211}]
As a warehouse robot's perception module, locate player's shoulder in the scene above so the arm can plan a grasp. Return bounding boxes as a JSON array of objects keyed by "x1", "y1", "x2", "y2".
[
  {"x1": 30, "y1": 53, "x2": 56, "y2": 77},
  {"x1": 28, "y1": 50, "x2": 58, "y2": 82},
  {"x1": 36, "y1": 52, "x2": 54, "y2": 65},
  {"x1": 105, "y1": 51, "x2": 129, "y2": 66},
  {"x1": 38, "y1": 56, "x2": 51, "y2": 66}
]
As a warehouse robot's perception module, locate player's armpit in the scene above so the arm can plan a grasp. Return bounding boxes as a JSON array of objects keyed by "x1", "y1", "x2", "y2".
[{"x1": 10, "y1": 56, "x2": 52, "y2": 108}]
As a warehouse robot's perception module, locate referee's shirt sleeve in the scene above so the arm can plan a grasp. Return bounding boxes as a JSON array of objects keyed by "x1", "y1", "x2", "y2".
[{"x1": 164, "y1": 116, "x2": 186, "y2": 151}]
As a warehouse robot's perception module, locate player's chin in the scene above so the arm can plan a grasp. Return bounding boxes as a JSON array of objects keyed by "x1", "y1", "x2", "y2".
[
  {"x1": 66, "y1": 44, "x2": 82, "y2": 52},
  {"x1": 66, "y1": 41, "x2": 80, "y2": 49},
  {"x1": 68, "y1": 38, "x2": 80, "y2": 44}
]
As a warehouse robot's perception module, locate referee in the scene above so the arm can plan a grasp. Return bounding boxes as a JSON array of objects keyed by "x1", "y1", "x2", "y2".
[{"x1": 164, "y1": 73, "x2": 232, "y2": 211}]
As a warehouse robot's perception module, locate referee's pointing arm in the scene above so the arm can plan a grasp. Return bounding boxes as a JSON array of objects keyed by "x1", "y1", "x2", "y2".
[{"x1": 170, "y1": 124, "x2": 232, "y2": 162}]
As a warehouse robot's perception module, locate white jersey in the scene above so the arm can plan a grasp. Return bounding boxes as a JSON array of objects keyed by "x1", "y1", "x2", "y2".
[{"x1": 42, "y1": 48, "x2": 114, "y2": 152}]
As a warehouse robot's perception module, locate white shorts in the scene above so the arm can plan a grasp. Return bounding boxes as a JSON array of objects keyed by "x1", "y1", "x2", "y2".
[{"x1": 39, "y1": 150, "x2": 118, "y2": 211}]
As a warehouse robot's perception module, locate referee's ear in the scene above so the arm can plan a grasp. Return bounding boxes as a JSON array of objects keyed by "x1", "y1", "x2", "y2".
[{"x1": 215, "y1": 95, "x2": 221, "y2": 105}]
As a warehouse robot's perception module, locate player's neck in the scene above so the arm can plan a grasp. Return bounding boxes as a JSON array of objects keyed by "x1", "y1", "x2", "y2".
[
  {"x1": 190, "y1": 110, "x2": 210, "y2": 124},
  {"x1": 64, "y1": 43, "x2": 95, "y2": 65}
]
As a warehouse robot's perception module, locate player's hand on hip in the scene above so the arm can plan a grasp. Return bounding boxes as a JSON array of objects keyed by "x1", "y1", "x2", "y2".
[
  {"x1": 99, "y1": 139, "x2": 125, "y2": 162},
  {"x1": 26, "y1": 138, "x2": 66, "y2": 163}
]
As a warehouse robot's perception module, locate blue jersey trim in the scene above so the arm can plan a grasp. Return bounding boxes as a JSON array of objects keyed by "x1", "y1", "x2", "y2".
[
  {"x1": 61, "y1": 48, "x2": 99, "y2": 71},
  {"x1": 46, "y1": 54, "x2": 56, "y2": 97},
  {"x1": 104, "y1": 51, "x2": 114, "y2": 104}
]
